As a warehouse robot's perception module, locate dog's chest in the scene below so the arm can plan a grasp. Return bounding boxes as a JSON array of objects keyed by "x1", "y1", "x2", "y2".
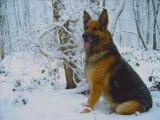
[
  {"x1": 85, "y1": 57, "x2": 113, "y2": 85},
  {"x1": 85, "y1": 63, "x2": 106, "y2": 82},
  {"x1": 85, "y1": 55, "x2": 116, "y2": 82}
]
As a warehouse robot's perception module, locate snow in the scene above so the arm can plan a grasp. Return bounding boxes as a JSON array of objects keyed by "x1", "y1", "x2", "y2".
[
  {"x1": 1, "y1": 89, "x2": 160, "y2": 120},
  {"x1": 1, "y1": 49, "x2": 160, "y2": 120},
  {"x1": 1, "y1": 0, "x2": 160, "y2": 119}
]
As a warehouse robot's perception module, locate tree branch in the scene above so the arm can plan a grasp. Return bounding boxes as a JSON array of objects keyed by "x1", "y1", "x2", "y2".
[
  {"x1": 115, "y1": 30, "x2": 143, "y2": 40},
  {"x1": 133, "y1": 0, "x2": 148, "y2": 50},
  {"x1": 110, "y1": 0, "x2": 125, "y2": 36}
]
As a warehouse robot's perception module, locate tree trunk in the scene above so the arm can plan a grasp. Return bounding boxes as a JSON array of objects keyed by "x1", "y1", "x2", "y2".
[
  {"x1": 146, "y1": 0, "x2": 151, "y2": 44},
  {"x1": 133, "y1": 0, "x2": 148, "y2": 50},
  {"x1": 0, "y1": 35, "x2": 5, "y2": 60},
  {"x1": 24, "y1": 0, "x2": 30, "y2": 27},
  {"x1": 64, "y1": 62, "x2": 76, "y2": 89},
  {"x1": 52, "y1": 0, "x2": 76, "y2": 89},
  {"x1": 152, "y1": 0, "x2": 158, "y2": 50},
  {"x1": 110, "y1": 0, "x2": 125, "y2": 36},
  {"x1": 58, "y1": 21, "x2": 77, "y2": 89},
  {"x1": 0, "y1": 0, "x2": 5, "y2": 59},
  {"x1": 103, "y1": 0, "x2": 105, "y2": 7}
]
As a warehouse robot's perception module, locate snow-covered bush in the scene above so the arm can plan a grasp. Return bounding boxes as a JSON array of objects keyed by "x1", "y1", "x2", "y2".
[
  {"x1": 122, "y1": 48, "x2": 160, "y2": 91},
  {"x1": 13, "y1": 95, "x2": 28, "y2": 106},
  {"x1": 149, "y1": 69, "x2": 160, "y2": 91},
  {"x1": 11, "y1": 68, "x2": 62, "y2": 93},
  {"x1": 0, "y1": 62, "x2": 7, "y2": 77},
  {"x1": 10, "y1": 67, "x2": 63, "y2": 106}
]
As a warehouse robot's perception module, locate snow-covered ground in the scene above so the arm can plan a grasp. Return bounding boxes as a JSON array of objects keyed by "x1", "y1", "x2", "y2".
[
  {"x1": 0, "y1": 49, "x2": 160, "y2": 120},
  {"x1": 1, "y1": 88, "x2": 160, "y2": 120}
]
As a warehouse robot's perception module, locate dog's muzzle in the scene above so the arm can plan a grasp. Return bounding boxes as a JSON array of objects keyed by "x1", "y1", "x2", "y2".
[
  {"x1": 82, "y1": 32, "x2": 92, "y2": 48},
  {"x1": 82, "y1": 33, "x2": 89, "y2": 41}
]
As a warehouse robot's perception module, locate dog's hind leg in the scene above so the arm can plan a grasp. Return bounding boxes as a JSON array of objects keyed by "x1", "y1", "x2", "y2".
[{"x1": 115, "y1": 100, "x2": 144, "y2": 115}]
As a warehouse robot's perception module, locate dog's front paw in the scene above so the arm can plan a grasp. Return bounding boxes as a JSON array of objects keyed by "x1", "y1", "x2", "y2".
[
  {"x1": 80, "y1": 107, "x2": 92, "y2": 113},
  {"x1": 80, "y1": 109, "x2": 91, "y2": 113}
]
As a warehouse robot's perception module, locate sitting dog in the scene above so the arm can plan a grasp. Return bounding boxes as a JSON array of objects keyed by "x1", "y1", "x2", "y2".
[{"x1": 81, "y1": 9, "x2": 152, "y2": 115}]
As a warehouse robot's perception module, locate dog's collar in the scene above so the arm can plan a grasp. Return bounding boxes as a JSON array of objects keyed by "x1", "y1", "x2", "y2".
[{"x1": 88, "y1": 50, "x2": 110, "y2": 63}]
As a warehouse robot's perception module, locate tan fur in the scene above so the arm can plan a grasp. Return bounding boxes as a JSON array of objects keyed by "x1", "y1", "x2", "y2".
[
  {"x1": 115, "y1": 100, "x2": 144, "y2": 115},
  {"x1": 85, "y1": 55, "x2": 117, "y2": 110}
]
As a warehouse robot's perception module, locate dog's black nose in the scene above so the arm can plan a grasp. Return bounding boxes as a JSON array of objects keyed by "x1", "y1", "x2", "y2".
[{"x1": 82, "y1": 32, "x2": 88, "y2": 40}]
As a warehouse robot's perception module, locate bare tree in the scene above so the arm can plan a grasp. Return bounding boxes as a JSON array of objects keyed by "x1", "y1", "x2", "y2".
[
  {"x1": 146, "y1": 0, "x2": 151, "y2": 44},
  {"x1": 24, "y1": 0, "x2": 30, "y2": 27},
  {"x1": 0, "y1": 0, "x2": 4, "y2": 59},
  {"x1": 0, "y1": 0, "x2": 10, "y2": 59},
  {"x1": 133, "y1": 0, "x2": 148, "y2": 50},
  {"x1": 52, "y1": 0, "x2": 76, "y2": 89},
  {"x1": 132, "y1": 0, "x2": 160, "y2": 50},
  {"x1": 109, "y1": 0, "x2": 125, "y2": 36},
  {"x1": 152, "y1": 0, "x2": 159, "y2": 50}
]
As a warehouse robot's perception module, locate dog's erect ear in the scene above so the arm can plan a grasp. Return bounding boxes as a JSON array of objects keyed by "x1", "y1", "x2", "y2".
[
  {"x1": 98, "y1": 9, "x2": 108, "y2": 31},
  {"x1": 84, "y1": 11, "x2": 91, "y2": 29}
]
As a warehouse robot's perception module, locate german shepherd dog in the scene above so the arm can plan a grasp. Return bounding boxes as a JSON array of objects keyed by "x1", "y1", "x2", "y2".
[{"x1": 81, "y1": 9, "x2": 152, "y2": 115}]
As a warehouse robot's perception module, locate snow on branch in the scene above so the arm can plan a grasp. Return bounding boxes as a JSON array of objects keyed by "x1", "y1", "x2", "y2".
[{"x1": 115, "y1": 30, "x2": 142, "y2": 40}]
